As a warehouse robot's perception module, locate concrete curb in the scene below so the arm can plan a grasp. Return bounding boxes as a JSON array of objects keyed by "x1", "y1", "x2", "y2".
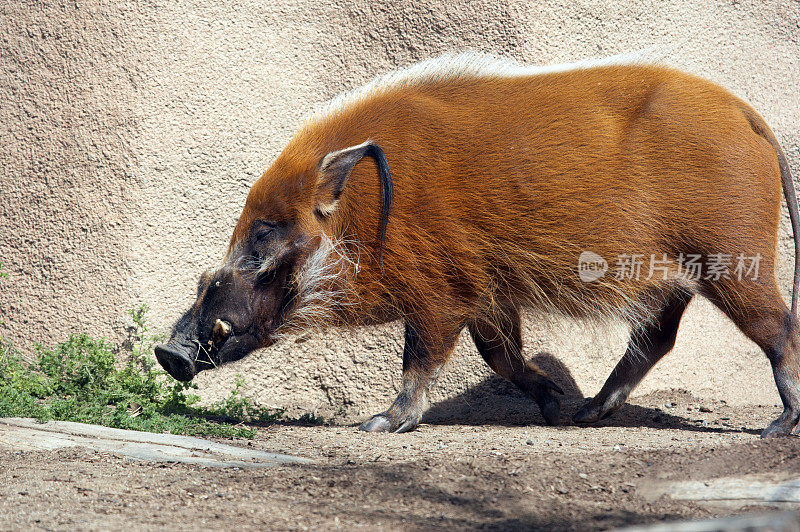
[{"x1": 0, "y1": 417, "x2": 311, "y2": 468}]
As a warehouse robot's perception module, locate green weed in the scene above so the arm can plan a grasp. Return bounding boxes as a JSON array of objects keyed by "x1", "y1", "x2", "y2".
[{"x1": 0, "y1": 305, "x2": 283, "y2": 439}]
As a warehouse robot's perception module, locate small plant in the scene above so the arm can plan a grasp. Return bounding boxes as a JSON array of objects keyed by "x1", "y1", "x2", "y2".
[
  {"x1": 0, "y1": 305, "x2": 283, "y2": 439},
  {"x1": 203, "y1": 375, "x2": 286, "y2": 424}
]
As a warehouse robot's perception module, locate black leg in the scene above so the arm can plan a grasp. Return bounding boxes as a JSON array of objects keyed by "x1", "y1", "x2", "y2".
[
  {"x1": 360, "y1": 321, "x2": 461, "y2": 433},
  {"x1": 573, "y1": 291, "x2": 692, "y2": 424},
  {"x1": 469, "y1": 303, "x2": 563, "y2": 425},
  {"x1": 702, "y1": 279, "x2": 800, "y2": 438}
]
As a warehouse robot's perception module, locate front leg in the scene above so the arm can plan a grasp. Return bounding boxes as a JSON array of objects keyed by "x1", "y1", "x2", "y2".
[{"x1": 360, "y1": 321, "x2": 460, "y2": 433}]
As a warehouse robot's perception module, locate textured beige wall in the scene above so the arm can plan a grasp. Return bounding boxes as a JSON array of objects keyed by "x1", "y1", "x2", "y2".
[{"x1": 2, "y1": 0, "x2": 799, "y2": 420}]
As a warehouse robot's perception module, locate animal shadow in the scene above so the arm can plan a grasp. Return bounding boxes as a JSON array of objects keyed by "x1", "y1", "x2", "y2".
[{"x1": 423, "y1": 352, "x2": 755, "y2": 434}]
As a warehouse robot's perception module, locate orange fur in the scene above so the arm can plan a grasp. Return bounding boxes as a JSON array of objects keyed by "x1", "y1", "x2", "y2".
[{"x1": 231, "y1": 63, "x2": 787, "y2": 333}]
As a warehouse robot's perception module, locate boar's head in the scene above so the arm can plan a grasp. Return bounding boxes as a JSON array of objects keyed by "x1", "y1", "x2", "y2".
[{"x1": 155, "y1": 141, "x2": 391, "y2": 381}]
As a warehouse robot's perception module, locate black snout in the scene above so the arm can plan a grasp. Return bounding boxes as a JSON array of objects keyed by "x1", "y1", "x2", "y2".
[{"x1": 155, "y1": 344, "x2": 196, "y2": 381}]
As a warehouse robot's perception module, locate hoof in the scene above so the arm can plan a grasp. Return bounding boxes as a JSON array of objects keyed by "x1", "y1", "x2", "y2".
[
  {"x1": 572, "y1": 403, "x2": 602, "y2": 424},
  {"x1": 761, "y1": 421, "x2": 798, "y2": 439},
  {"x1": 359, "y1": 413, "x2": 419, "y2": 433},
  {"x1": 761, "y1": 411, "x2": 800, "y2": 439},
  {"x1": 573, "y1": 393, "x2": 627, "y2": 424},
  {"x1": 535, "y1": 393, "x2": 561, "y2": 426},
  {"x1": 515, "y1": 375, "x2": 563, "y2": 425},
  {"x1": 761, "y1": 425, "x2": 794, "y2": 439},
  {"x1": 359, "y1": 414, "x2": 393, "y2": 432},
  {"x1": 572, "y1": 396, "x2": 603, "y2": 424}
]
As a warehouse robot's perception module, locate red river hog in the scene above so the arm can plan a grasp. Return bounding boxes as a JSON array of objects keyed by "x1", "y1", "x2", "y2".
[{"x1": 155, "y1": 52, "x2": 800, "y2": 437}]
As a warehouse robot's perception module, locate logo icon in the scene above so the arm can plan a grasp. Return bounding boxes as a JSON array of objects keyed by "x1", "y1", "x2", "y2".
[{"x1": 578, "y1": 251, "x2": 608, "y2": 282}]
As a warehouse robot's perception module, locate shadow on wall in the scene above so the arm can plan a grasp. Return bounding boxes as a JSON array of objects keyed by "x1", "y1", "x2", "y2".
[{"x1": 423, "y1": 353, "x2": 758, "y2": 435}]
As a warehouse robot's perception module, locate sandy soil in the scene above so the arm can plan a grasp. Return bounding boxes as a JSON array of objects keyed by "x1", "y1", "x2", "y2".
[{"x1": 2, "y1": 390, "x2": 799, "y2": 531}]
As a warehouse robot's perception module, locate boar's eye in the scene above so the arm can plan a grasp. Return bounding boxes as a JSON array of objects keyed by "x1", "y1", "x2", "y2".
[
  {"x1": 249, "y1": 220, "x2": 280, "y2": 257},
  {"x1": 253, "y1": 220, "x2": 277, "y2": 242}
]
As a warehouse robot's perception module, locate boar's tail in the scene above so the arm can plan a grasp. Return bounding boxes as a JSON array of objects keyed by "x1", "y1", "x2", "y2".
[
  {"x1": 364, "y1": 143, "x2": 393, "y2": 274},
  {"x1": 741, "y1": 104, "x2": 800, "y2": 316}
]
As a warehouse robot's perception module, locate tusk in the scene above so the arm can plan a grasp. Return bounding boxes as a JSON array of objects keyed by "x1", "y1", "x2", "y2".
[{"x1": 213, "y1": 319, "x2": 232, "y2": 343}]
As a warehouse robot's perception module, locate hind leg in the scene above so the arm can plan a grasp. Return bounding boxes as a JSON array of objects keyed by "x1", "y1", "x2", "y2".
[
  {"x1": 703, "y1": 279, "x2": 800, "y2": 438},
  {"x1": 469, "y1": 303, "x2": 564, "y2": 425},
  {"x1": 573, "y1": 290, "x2": 693, "y2": 424}
]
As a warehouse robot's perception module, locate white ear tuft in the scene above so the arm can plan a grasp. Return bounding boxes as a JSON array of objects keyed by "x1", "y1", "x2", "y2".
[{"x1": 315, "y1": 141, "x2": 372, "y2": 217}]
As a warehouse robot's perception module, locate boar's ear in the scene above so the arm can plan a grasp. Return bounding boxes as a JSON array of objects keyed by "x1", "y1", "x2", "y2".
[
  {"x1": 316, "y1": 141, "x2": 372, "y2": 216},
  {"x1": 315, "y1": 140, "x2": 393, "y2": 271}
]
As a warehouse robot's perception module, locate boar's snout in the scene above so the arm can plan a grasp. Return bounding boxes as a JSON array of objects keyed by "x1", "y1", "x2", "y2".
[{"x1": 155, "y1": 343, "x2": 196, "y2": 382}]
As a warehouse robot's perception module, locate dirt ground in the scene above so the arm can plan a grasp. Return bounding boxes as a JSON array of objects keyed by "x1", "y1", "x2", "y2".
[{"x1": 2, "y1": 390, "x2": 800, "y2": 531}]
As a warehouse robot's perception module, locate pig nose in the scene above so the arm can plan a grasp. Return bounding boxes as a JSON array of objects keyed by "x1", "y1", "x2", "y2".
[{"x1": 154, "y1": 344, "x2": 196, "y2": 381}]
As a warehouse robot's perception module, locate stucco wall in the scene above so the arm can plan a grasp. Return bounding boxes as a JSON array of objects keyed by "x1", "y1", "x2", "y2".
[{"x1": 2, "y1": 0, "x2": 799, "y2": 420}]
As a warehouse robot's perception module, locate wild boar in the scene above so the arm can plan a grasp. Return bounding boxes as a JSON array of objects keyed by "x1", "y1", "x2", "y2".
[{"x1": 155, "y1": 52, "x2": 800, "y2": 437}]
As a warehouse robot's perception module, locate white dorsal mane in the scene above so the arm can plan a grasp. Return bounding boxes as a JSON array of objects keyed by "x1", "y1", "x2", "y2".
[{"x1": 306, "y1": 47, "x2": 670, "y2": 128}]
